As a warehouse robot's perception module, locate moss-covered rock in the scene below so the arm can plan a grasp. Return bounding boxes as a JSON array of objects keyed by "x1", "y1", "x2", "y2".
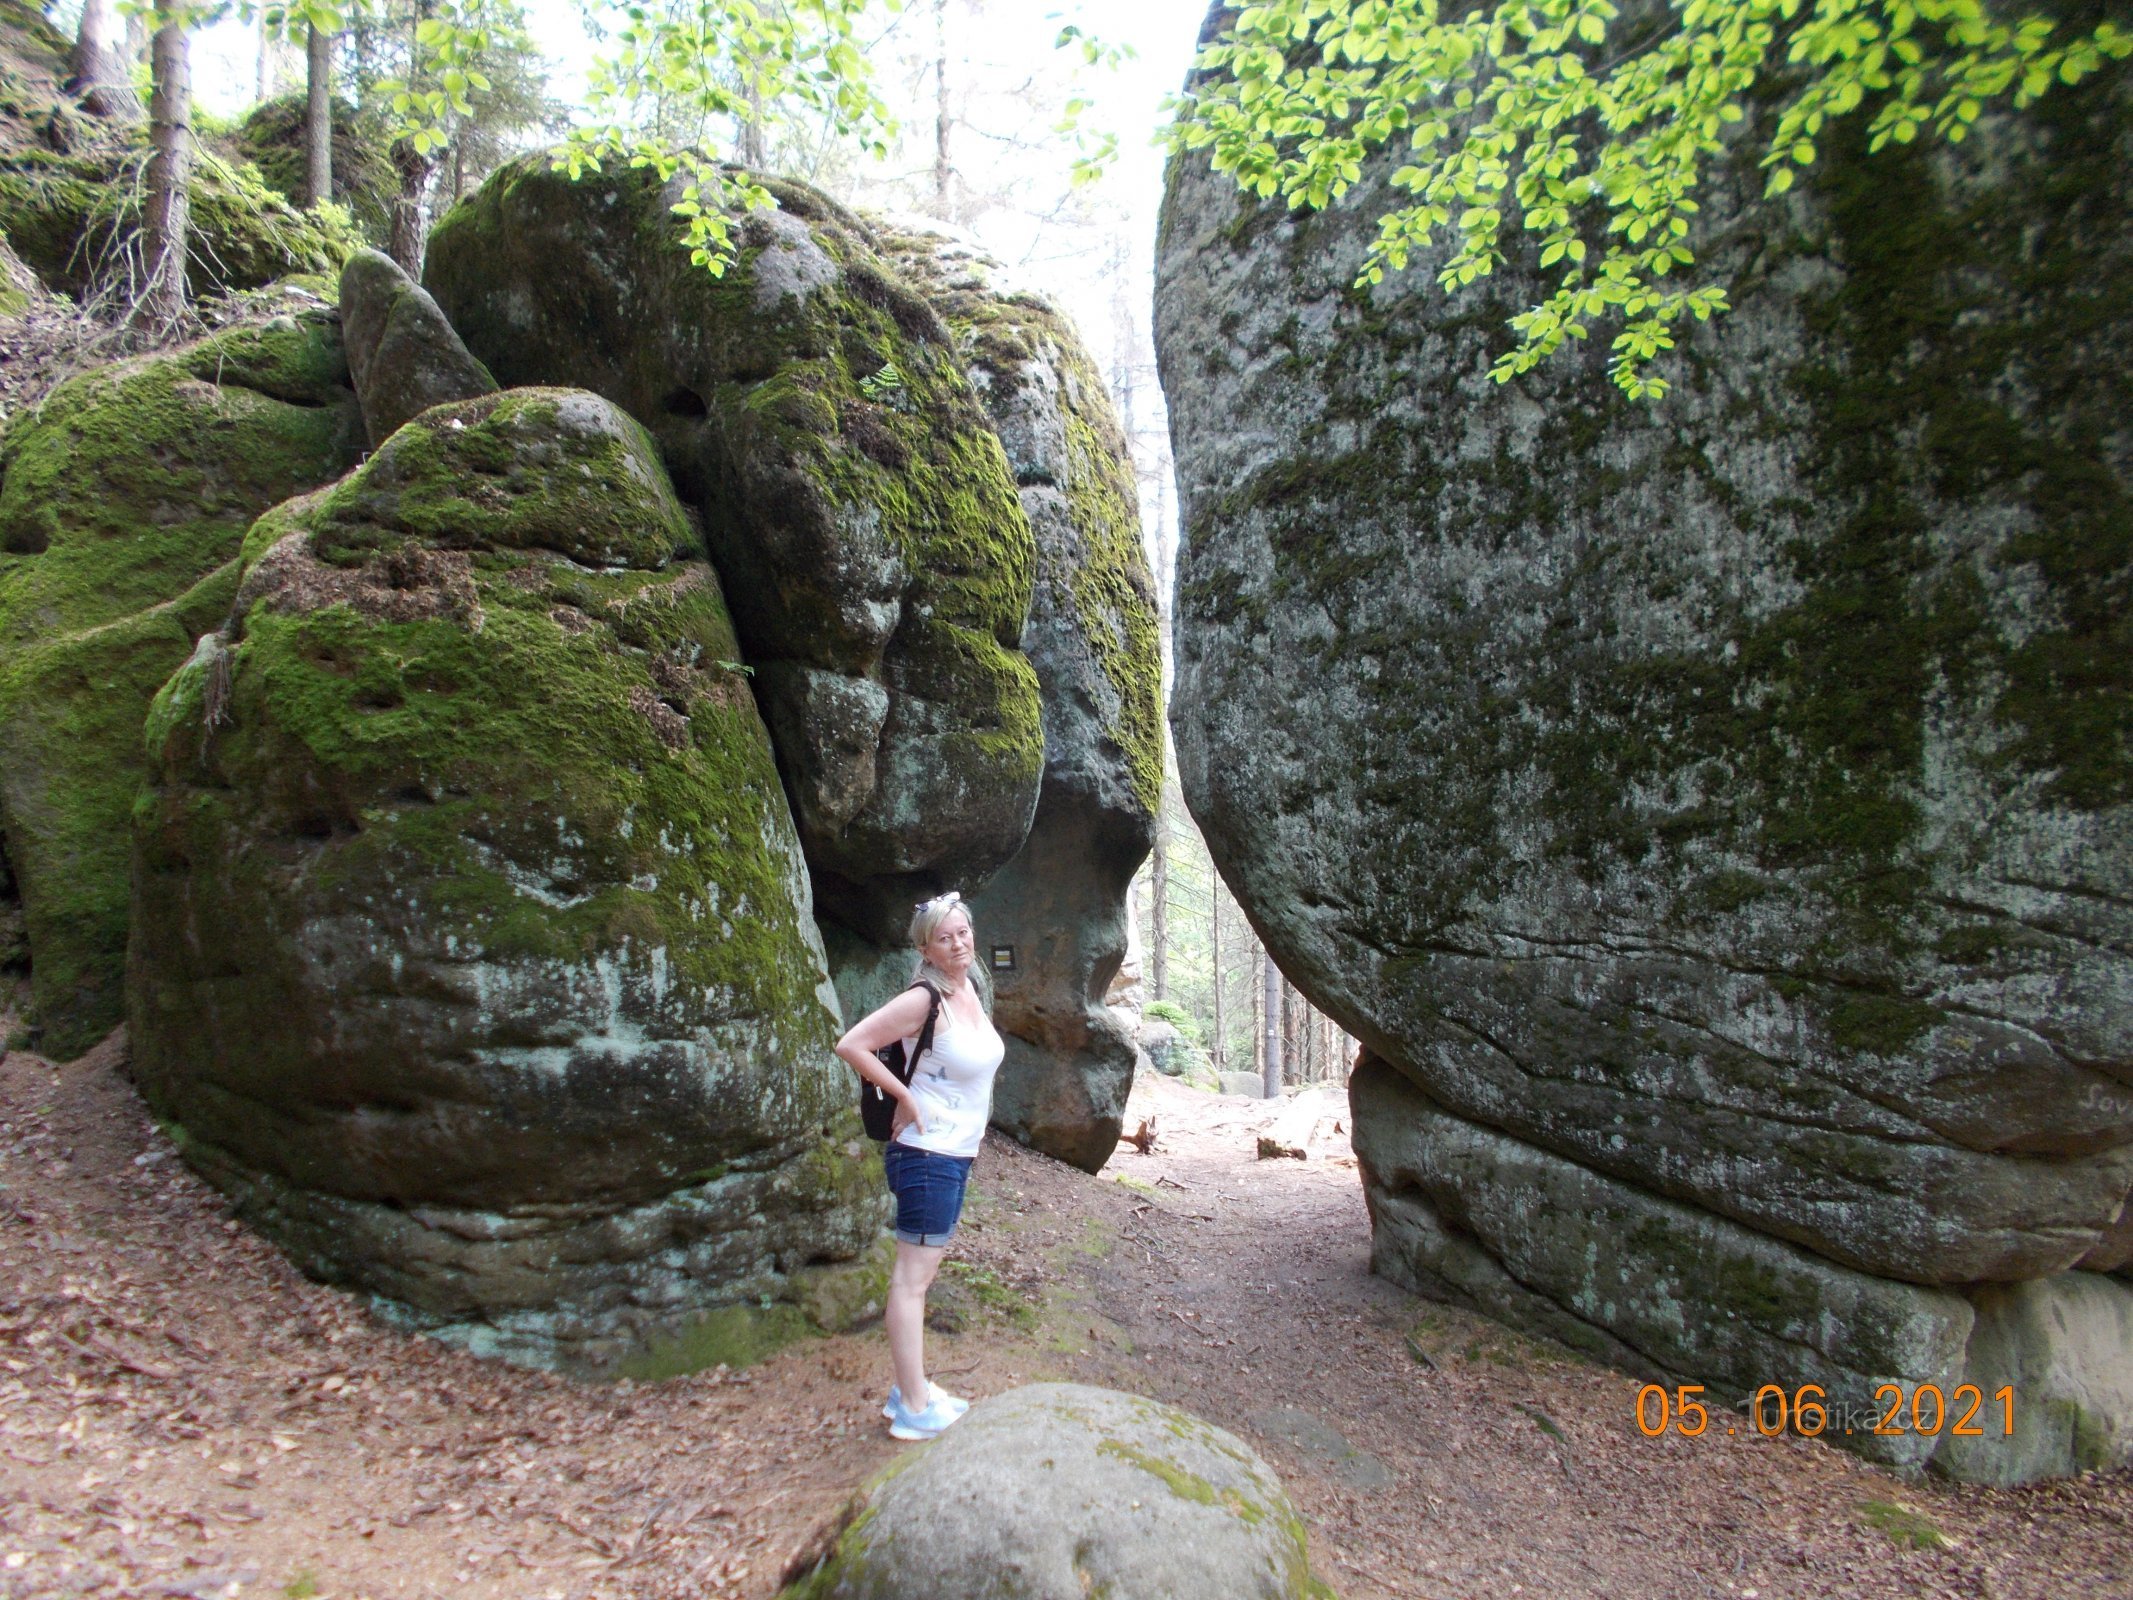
[
  {"x1": 424, "y1": 164, "x2": 1043, "y2": 943},
  {"x1": 0, "y1": 308, "x2": 363, "y2": 1054},
  {"x1": 779, "y1": 1383, "x2": 1329, "y2": 1600},
  {"x1": 0, "y1": 144, "x2": 361, "y2": 302},
  {"x1": 337, "y1": 247, "x2": 497, "y2": 448},
  {"x1": 1156, "y1": 2, "x2": 2133, "y2": 1480},
  {"x1": 876, "y1": 225, "x2": 1161, "y2": 1172},
  {"x1": 126, "y1": 386, "x2": 883, "y2": 1369},
  {"x1": 229, "y1": 92, "x2": 396, "y2": 248}
]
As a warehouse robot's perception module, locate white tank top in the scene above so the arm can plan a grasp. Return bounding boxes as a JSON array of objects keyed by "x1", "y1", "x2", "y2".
[{"x1": 893, "y1": 989, "x2": 1005, "y2": 1160}]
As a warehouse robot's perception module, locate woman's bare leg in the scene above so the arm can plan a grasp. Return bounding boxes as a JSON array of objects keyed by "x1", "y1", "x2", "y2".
[{"x1": 886, "y1": 1240, "x2": 946, "y2": 1409}]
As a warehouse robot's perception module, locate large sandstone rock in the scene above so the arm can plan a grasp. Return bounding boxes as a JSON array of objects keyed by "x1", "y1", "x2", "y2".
[
  {"x1": 0, "y1": 308, "x2": 363, "y2": 1055},
  {"x1": 879, "y1": 225, "x2": 1161, "y2": 1172},
  {"x1": 779, "y1": 1383, "x2": 1327, "y2": 1600},
  {"x1": 338, "y1": 247, "x2": 497, "y2": 447},
  {"x1": 1352, "y1": 1055, "x2": 1974, "y2": 1472},
  {"x1": 424, "y1": 166, "x2": 1044, "y2": 945},
  {"x1": 1156, "y1": 4, "x2": 2133, "y2": 1477},
  {"x1": 127, "y1": 386, "x2": 882, "y2": 1370}
]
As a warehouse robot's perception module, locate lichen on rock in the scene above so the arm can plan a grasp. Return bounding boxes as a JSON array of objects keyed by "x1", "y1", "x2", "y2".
[{"x1": 127, "y1": 385, "x2": 883, "y2": 1369}]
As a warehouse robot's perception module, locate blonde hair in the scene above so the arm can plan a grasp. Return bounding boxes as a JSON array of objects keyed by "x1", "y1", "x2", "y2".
[{"x1": 909, "y1": 891, "x2": 970, "y2": 989}]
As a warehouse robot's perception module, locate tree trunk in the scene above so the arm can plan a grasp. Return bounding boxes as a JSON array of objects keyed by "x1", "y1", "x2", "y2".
[
  {"x1": 1279, "y1": 977, "x2": 1296, "y2": 1092},
  {"x1": 304, "y1": 25, "x2": 333, "y2": 210},
  {"x1": 138, "y1": 5, "x2": 192, "y2": 326},
  {"x1": 739, "y1": 76, "x2": 766, "y2": 167},
  {"x1": 1209, "y1": 879, "x2": 1222, "y2": 1069},
  {"x1": 387, "y1": 139, "x2": 435, "y2": 274},
  {"x1": 1261, "y1": 951, "x2": 1282, "y2": 1099},
  {"x1": 387, "y1": 0, "x2": 437, "y2": 276},
  {"x1": 70, "y1": 0, "x2": 143, "y2": 123},
  {"x1": 1150, "y1": 812, "x2": 1168, "y2": 1003},
  {"x1": 930, "y1": 0, "x2": 951, "y2": 219}
]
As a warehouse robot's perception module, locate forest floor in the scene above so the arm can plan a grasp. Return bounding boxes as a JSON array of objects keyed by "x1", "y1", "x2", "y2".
[{"x1": 2, "y1": 1027, "x2": 2129, "y2": 1600}]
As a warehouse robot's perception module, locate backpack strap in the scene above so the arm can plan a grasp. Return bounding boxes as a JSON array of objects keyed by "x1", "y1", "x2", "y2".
[{"x1": 909, "y1": 979, "x2": 944, "y2": 1073}]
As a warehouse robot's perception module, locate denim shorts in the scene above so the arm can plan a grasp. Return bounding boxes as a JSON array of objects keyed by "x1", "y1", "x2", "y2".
[{"x1": 882, "y1": 1143, "x2": 975, "y2": 1246}]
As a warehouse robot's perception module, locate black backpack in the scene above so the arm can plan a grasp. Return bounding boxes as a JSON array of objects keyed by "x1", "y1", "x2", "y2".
[{"x1": 860, "y1": 981, "x2": 943, "y2": 1142}]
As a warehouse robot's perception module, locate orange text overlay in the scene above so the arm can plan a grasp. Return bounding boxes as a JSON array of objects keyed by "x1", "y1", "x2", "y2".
[{"x1": 1634, "y1": 1383, "x2": 2015, "y2": 1441}]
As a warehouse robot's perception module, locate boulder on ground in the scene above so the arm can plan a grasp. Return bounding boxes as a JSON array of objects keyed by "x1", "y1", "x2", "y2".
[
  {"x1": 127, "y1": 385, "x2": 882, "y2": 1370},
  {"x1": 0, "y1": 309, "x2": 363, "y2": 1055},
  {"x1": 1219, "y1": 1071, "x2": 1267, "y2": 1100},
  {"x1": 338, "y1": 247, "x2": 497, "y2": 446},
  {"x1": 1141, "y1": 1019, "x2": 1219, "y2": 1090},
  {"x1": 779, "y1": 1383, "x2": 1329, "y2": 1600},
  {"x1": 1156, "y1": 1, "x2": 2133, "y2": 1476},
  {"x1": 425, "y1": 166, "x2": 1044, "y2": 944},
  {"x1": 1932, "y1": 1273, "x2": 2133, "y2": 1486},
  {"x1": 879, "y1": 223, "x2": 1161, "y2": 1173}
]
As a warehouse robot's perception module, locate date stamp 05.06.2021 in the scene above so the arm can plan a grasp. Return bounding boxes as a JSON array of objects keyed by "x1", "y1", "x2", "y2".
[{"x1": 1635, "y1": 1382, "x2": 2017, "y2": 1441}]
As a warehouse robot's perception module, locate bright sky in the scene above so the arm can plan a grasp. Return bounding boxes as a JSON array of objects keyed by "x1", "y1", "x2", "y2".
[{"x1": 183, "y1": 1, "x2": 1215, "y2": 283}]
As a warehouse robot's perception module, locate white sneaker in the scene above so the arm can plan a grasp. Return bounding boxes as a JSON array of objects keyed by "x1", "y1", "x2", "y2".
[
  {"x1": 882, "y1": 1383, "x2": 969, "y2": 1421},
  {"x1": 887, "y1": 1390, "x2": 965, "y2": 1441}
]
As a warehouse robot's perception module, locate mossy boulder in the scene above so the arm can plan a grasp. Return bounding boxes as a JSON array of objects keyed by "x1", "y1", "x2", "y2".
[
  {"x1": 779, "y1": 1383, "x2": 1330, "y2": 1600},
  {"x1": 423, "y1": 165, "x2": 1044, "y2": 943},
  {"x1": 1141, "y1": 1019, "x2": 1218, "y2": 1090},
  {"x1": 1156, "y1": 3, "x2": 2133, "y2": 1478},
  {"x1": 0, "y1": 308, "x2": 363, "y2": 1054},
  {"x1": 126, "y1": 386, "x2": 884, "y2": 1369},
  {"x1": 338, "y1": 248, "x2": 497, "y2": 448},
  {"x1": 230, "y1": 91, "x2": 396, "y2": 247},
  {"x1": 876, "y1": 225, "x2": 1161, "y2": 1172},
  {"x1": 0, "y1": 144, "x2": 360, "y2": 302}
]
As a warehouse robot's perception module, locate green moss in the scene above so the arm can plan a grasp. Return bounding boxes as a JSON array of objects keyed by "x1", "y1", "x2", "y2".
[
  {"x1": 0, "y1": 144, "x2": 361, "y2": 301},
  {"x1": 229, "y1": 93, "x2": 395, "y2": 247},
  {"x1": 309, "y1": 389, "x2": 687, "y2": 569},
  {"x1": 127, "y1": 404, "x2": 858, "y2": 1210},
  {"x1": 871, "y1": 249, "x2": 1165, "y2": 820},
  {"x1": 1856, "y1": 1499, "x2": 1948, "y2": 1550},
  {"x1": 935, "y1": 1259, "x2": 1040, "y2": 1331},
  {"x1": 1063, "y1": 406, "x2": 1164, "y2": 816},
  {"x1": 0, "y1": 314, "x2": 360, "y2": 1054},
  {"x1": 1825, "y1": 991, "x2": 1940, "y2": 1056},
  {"x1": 1096, "y1": 1438, "x2": 1220, "y2": 1505},
  {"x1": 615, "y1": 1301, "x2": 818, "y2": 1381}
]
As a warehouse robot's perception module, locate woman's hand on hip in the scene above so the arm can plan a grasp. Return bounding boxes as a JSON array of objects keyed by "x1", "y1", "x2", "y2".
[{"x1": 891, "y1": 1091, "x2": 927, "y2": 1139}]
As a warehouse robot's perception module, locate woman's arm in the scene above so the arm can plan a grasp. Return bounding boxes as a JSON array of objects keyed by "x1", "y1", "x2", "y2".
[{"x1": 834, "y1": 986, "x2": 936, "y2": 1132}]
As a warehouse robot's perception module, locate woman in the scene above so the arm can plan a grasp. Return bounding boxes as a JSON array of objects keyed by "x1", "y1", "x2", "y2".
[{"x1": 833, "y1": 891, "x2": 1005, "y2": 1441}]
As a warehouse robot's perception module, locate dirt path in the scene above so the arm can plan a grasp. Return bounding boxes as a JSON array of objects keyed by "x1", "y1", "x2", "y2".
[{"x1": 1, "y1": 1037, "x2": 2126, "y2": 1600}]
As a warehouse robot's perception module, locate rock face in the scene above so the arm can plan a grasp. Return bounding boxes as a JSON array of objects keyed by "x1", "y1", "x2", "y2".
[
  {"x1": 337, "y1": 248, "x2": 497, "y2": 447},
  {"x1": 127, "y1": 386, "x2": 883, "y2": 1369},
  {"x1": 1155, "y1": 4, "x2": 2133, "y2": 1481},
  {"x1": 879, "y1": 225, "x2": 1161, "y2": 1172},
  {"x1": 426, "y1": 175, "x2": 1159, "y2": 1171},
  {"x1": 779, "y1": 1383, "x2": 1326, "y2": 1600},
  {"x1": 424, "y1": 167, "x2": 1045, "y2": 947},
  {"x1": 0, "y1": 310, "x2": 363, "y2": 1055}
]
